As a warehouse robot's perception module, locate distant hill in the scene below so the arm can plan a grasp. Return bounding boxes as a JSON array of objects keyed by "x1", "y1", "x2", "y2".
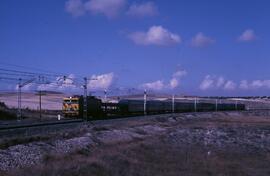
[{"x1": 35, "y1": 91, "x2": 64, "y2": 95}]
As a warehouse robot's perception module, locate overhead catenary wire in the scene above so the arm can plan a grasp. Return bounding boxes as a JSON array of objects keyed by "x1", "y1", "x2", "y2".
[
  {"x1": 0, "y1": 68, "x2": 62, "y2": 78},
  {"x1": 0, "y1": 62, "x2": 97, "y2": 91},
  {"x1": 0, "y1": 62, "x2": 131, "y2": 96},
  {"x1": 0, "y1": 62, "x2": 86, "y2": 79},
  {"x1": 0, "y1": 72, "x2": 36, "y2": 78},
  {"x1": 0, "y1": 62, "x2": 67, "y2": 76},
  {"x1": 0, "y1": 76, "x2": 33, "y2": 81}
]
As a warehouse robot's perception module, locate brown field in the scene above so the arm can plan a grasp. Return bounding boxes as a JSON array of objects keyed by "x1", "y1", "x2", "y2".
[{"x1": 0, "y1": 111, "x2": 269, "y2": 176}]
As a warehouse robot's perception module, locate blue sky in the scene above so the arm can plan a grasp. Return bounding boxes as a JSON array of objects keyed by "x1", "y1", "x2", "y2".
[{"x1": 1, "y1": 0, "x2": 270, "y2": 96}]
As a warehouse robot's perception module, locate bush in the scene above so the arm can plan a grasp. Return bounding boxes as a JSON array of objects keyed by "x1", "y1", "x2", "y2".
[
  {"x1": 0, "y1": 102, "x2": 16, "y2": 120},
  {"x1": 0, "y1": 101, "x2": 7, "y2": 109}
]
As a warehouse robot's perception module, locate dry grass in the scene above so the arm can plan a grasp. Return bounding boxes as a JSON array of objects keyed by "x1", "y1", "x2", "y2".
[
  {"x1": 0, "y1": 125, "x2": 88, "y2": 149},
  {"x1": 6, "y1": 134, "x2": 270, "y2": 176},
  {"x1": 0, "y1": 135, "x2": 50, "y2": 149},
  {"x1": 2, "y1": 112, "x2": 270, "y2": 176}
]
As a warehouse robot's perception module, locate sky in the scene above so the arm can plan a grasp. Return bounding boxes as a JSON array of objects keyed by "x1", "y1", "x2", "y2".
[{"x1": 1, "y1": 0, "x2": 270, "y2": 96}]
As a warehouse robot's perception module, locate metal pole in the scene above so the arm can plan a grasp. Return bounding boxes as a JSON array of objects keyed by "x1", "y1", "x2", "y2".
[
  {"x1": 194, "y1": 97, "x2": 197, "y2": 112},
  {"x1": 172, "y1": 94, "x2": 175, "y2": 113},
  {"x1": 144, "y1": 89, "x2": 147, "y2": 115},
  {"x1": 235, "y1": 100, "x2": 238, "y2": 110},
  {"x1": 104, "y1": 89, "x2": 107, "y2": 113},
  {"x1": 39, "y1": 90, "x2": 42, "y2": 120},
  {"x1": 17, "y1": 78, "x2": 22, "y2": 121},
  {"x1": 104, "y1": 90, "x2": 107, "y2": 103},
  {"x1": 19, "y1": 86, "x2": 21, "y2": 120},
  {"x1": 39, "y1": 76, "x2": 42, "y2": 120},
  {"x1": 83, "y1": 77, "x2": 88, "y2": 120},
  {"x1": 215, "y1": 99, "x2": 218, "y2": 111}
]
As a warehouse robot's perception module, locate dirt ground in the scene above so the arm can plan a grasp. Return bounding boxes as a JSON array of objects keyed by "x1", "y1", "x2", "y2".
[{"x1": 1, "y1": 111, "x2": 270, "y2": 176}]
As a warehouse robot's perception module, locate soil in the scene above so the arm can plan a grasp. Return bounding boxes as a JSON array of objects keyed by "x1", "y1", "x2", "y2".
[{"x1": 0, "y1": 111, "x2": 270, "y2": 176}]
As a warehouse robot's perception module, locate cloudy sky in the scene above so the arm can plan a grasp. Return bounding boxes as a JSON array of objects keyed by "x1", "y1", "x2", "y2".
[{"x1": 1, "y1": 0, "x2": 270, "y2": 96}]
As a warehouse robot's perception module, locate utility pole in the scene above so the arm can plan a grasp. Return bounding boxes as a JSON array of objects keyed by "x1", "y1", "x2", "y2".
[
  {"x1": 39, "y1": 90, "x2": 42, "y2": 120},
  {"x1": 17, "y1": 78, "x2": 22, "y2": 121},
  {"x1": 104, "y1": 90, "x2": 107, "y2": 103},
  {"x1": 83, "y1": 77, "x2": 88, "y2": 121},
  {"x1": 38, "y1": 76, "x2": 43, "y2": 120},
  {"x1": 194, "y1": 97, "x2": 197, "y2": 112},
  {"x1": 144, "y1": 89, "x2": 147, "y2": 115},
  {"x1": 215, "y1": 99, "x2": 218, "y2": 112},
  {"x1": 172, "y1": 94, "x2": 175, "y2": 113},
  {"x1": 104, "y1": 89, "x2": 107, "y2": 114},
  {"x1": 17, "y1": 77, "x2": 36, "y2": 121}
]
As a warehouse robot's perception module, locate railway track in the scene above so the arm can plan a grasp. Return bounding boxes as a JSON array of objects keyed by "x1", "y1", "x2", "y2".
[
  {"x1": 0, "y1": 110, "x2": 255, "y2": 131},
  {"x1": 0, "y1": 119, "x2": 84, "y2": 131},
  {"x1": 0, "y1": 109, "x2": 268, "y2": 136}
]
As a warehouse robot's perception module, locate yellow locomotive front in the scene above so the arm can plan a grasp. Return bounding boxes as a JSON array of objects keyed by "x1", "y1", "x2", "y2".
[{"x1": 62, "y1": 97, "x2": 80, "y2": 117}]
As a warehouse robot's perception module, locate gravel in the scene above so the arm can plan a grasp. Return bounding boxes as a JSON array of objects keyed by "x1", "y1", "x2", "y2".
[
  {"x1": 0, "y1": 132, "x2": 98, "y2": 171},
  {"x1": 0, "y1": 111, "x2": 270, "y2": 172},
  {"x1": 167, "y1": 127, "x2": 270, "y2": 152}
]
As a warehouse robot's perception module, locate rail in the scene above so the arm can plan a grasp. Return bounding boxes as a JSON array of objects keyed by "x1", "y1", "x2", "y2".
[{"x1": 0, "y1": 119, "x2": 83, "y2": 131}]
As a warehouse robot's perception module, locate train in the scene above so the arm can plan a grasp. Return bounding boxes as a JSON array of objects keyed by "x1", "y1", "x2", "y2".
[
  {"x1": 62, "y1": 96, "x2": 246, "y2": 119},
  {"x1": 62, "y1": 96, "x2": 104, "y2": 117}
]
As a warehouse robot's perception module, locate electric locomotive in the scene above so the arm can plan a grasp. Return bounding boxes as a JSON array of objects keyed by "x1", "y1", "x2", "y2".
[{"x1": 62, "y1": 95, "x2": 104, "y2": 118}]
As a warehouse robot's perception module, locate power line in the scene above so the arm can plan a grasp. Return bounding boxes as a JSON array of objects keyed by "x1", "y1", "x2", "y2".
[
  {"x1": 0, "y1": 72, "x2": 36, "y2": 78},
  {"x1": 0, "y1": 62, "x2": 85, "y2": 79},
  {"x1": 0, "y1": 68, "x2": 62, "y2": 77},
  {"x1": 0, "y1": 76, "x2": 25, "y2": 81},
  {"x1": 0, "y1": 62, "x2": 68, "y2": 77}
]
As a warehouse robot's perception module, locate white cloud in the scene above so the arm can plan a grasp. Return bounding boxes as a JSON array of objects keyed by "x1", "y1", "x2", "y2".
[
  {"x1": 251, "y1": 80, "x2": 264, "y2": 88},
  {"x1": 252, "y1": 80, "x2": 270, "y2": 89},
  {"x1": 140, "y1": 80, "x2": 165, "y2": 91},
  {"x1": 127, "y1": 2, "x2": 158, "y2": 17},
  {"x1": 200, "y1": 75, "x2": 236, "y2": 91},
  {"x1": 201, "y1": 77, "x2": 270, "y2": 91},
  {"x1": 169, "y1": 70, "x2": 187, "y2": 89},
  {"x1": 39, "y1": 73, "x2": 115, "y2": 92},
  {"x1": 38, "y1": 74, "x2": 79, "y2": 92},
  {"x1": 14, "y1": 73, "x2": 116, "y2": 92},
  {"x1": 238, "y1": 29, "x2": 257, "y2": 42},
  {"x1": 88, "y1": 72, "x2": 115, "y2": 90},
  {"x1": 65, "y1": 0, "x2": 86, "y2": 17},
  {"x1": 140, "y1": 69, "x2": 187, "y2": 91},
  {"x1": 239, "y1": 80, "x2": 249, "y2": 90},
  {"x1": 15, "y1": 74, "x2": 80, "y2": 92},
  {"x1": 172, "y1": 70, "x2": 187, "y2": 78},
  {"x1": 169, "y1": 78, "x2": 179, "y2": 89},
  {"x1": 216, "y1": 77, "x2": 225, "y2": 88},
  {"x1": 239, "y1": 80, "x2": 270, "y2": 90},
  {"x1": 199, "y1": 75, "x2": 215, "y2": 90},
  {"x1": 190, "y1": 32, "x2": 215, "y2": 48},
  {"x1": 128, "y1": 26, "x2": 181, "y2": 46},
  {"x1": 85, "y1": 0, "x2": 126, "y2": 18},
  {"x1": 15, "y1": 83, "x2": 36, "y2": 91},
  {"x1": 224, "y1": 80, "x2": 236, "y2": 90}
]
